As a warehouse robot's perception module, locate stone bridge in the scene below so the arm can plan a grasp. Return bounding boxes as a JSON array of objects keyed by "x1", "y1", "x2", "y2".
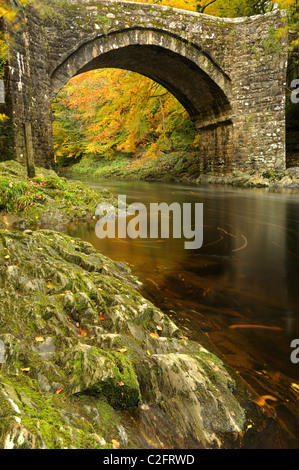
[{"x1": 0, "y1": 0, "x2": 290, "y2": 174}]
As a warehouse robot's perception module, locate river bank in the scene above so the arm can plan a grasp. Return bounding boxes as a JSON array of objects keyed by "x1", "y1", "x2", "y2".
[
  {"x1": 0, "y1": 160, "x2": 273, "y2": 449},
  {"x1": 0, "y1": 160, "x2": 118, "y2": 230},
  {"x1": 58, "y1": 153, "x2": 299, "y2": 190}
]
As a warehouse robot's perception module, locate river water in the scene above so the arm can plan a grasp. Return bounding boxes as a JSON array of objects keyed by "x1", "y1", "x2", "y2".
[{"x1": 65, "y1": 177, "x2": 299, "y2": 448}]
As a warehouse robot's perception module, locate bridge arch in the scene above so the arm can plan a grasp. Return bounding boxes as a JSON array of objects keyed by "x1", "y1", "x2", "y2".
[{"x1": 50, "y1": 28, "x2": 232, "y2": 129}]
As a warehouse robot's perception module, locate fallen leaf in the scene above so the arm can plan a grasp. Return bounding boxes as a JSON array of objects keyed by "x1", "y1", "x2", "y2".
[
  {"x1": 253, "y1": 394, "x2": 278, "y2": 419},
  {"x1": 118, "y1": 348, "x2": 127, "y2": 354},
  {"x1": 56, "y1": 388, "x2": 63, "y2": 395},
  {"x1": 22, "y1": 367, "x2": 30, "y2": 372},
  {"x1": 156, "y1": 325, "x2": 163, "y2": 331},
  {"x1": 35, "y1": 336, "x2": 44, "y2": 342},
  {"x1": 67, "y1": 316, "x2": 72, "y2": 323},
  {"x1": 112, "y1": 439, "x2": 120, "y2": 448},
  {"x1": 47, "y1": 284, "x2": 53, "y2": 289},
  {"x1": 4, "y1": 255, "x2": 10, "y2": 259},
  {"x1": 140, "y1": 403, "x2": 149, "y2": 411},
  {"x1": 79, "y1": 329, "x2": 87, "y2": 337},
  {"x1": 146, "y1": 350, "x2": 151, "y2": 356},
  {"x1": 117, "y1": 381, "x2": 125, "y2": 387},
  {"x1": 180, "y1": 336, "x2": 189, "y2": 341},
  {"x1": 100, "y1": 314, "x2": 105, "y2": 321}
]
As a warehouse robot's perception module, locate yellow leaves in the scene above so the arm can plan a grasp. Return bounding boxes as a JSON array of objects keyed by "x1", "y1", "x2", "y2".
[
  {"x1": 35, "y1": 336, "x2": 44, "y2": 342},
  {"x1": 53, "y1": 67, "x2": 186, "y2": 165},
  {"x1": 118, "y1": 348, "x2": 127, "y2": 354},
  {"x1": 149, "y1": 326, "x2": 164, "y2": 339},
  {"x1": 0, "y1": 3, "x2": 17, "y2": 22}
]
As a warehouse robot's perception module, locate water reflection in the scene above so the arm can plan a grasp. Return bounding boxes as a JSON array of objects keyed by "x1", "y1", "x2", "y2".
[{"x1": 65, "y1": 177, "x2": 299, "y2": 447}]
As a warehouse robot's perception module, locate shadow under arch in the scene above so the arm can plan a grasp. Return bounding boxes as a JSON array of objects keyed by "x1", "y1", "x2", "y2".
[{"x1": 50, "y1": 27, "x2": 233, "y2": 128}]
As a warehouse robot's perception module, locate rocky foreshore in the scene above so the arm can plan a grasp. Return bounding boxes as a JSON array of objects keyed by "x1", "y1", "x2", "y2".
[
  {"x1": 195, "y1": 167, "x2": 299, "y2": 190},
  {"x1": 0, "y1": 228, "x2": 264, "y2": 449}
]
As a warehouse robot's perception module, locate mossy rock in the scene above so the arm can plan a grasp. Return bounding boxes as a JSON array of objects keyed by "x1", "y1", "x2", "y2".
[
  {"x1": 0, "y1": 160, "x2": 118, "y2": 228},
  {"x1": 55, "y1": 343, "x2": 141, "y2": 409}
]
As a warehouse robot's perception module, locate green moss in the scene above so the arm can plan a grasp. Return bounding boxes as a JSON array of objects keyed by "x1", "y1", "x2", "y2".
[
  {"x1": 0, "y1": 373, "x2": 71, "y2": 448},
  {"x1": 260, "y1": 26, "x2": 283, "y2": 54}
]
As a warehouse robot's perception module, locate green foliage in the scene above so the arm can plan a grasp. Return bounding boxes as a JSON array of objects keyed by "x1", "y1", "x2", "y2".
[{"x1": 52, "y1": 0, "x2": 297, "y2": 168}]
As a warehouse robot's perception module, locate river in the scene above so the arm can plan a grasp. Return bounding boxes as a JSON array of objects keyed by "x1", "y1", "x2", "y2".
[{"x1": 65, "y1": 177, "x2": 299, "y2": 448}]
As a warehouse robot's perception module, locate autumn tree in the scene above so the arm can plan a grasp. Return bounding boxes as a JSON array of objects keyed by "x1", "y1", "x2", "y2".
[{"x1": 53, "y1": 69, "x2": 195, "y2": 165}]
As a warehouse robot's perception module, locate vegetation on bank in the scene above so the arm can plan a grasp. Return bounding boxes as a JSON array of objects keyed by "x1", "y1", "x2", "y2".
[
  {"x1": 59, "y1": 151, "x2": 299, "y2": 189},
  {"x1": 52, "y1": 69, "x2": 197, "y2": 167},
  {"x1": 58, "y1": 150, "x2": 204, "y2": 182},
  {"x1": 0, "y1": 160, "x2": 117, "y2": 228}
]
